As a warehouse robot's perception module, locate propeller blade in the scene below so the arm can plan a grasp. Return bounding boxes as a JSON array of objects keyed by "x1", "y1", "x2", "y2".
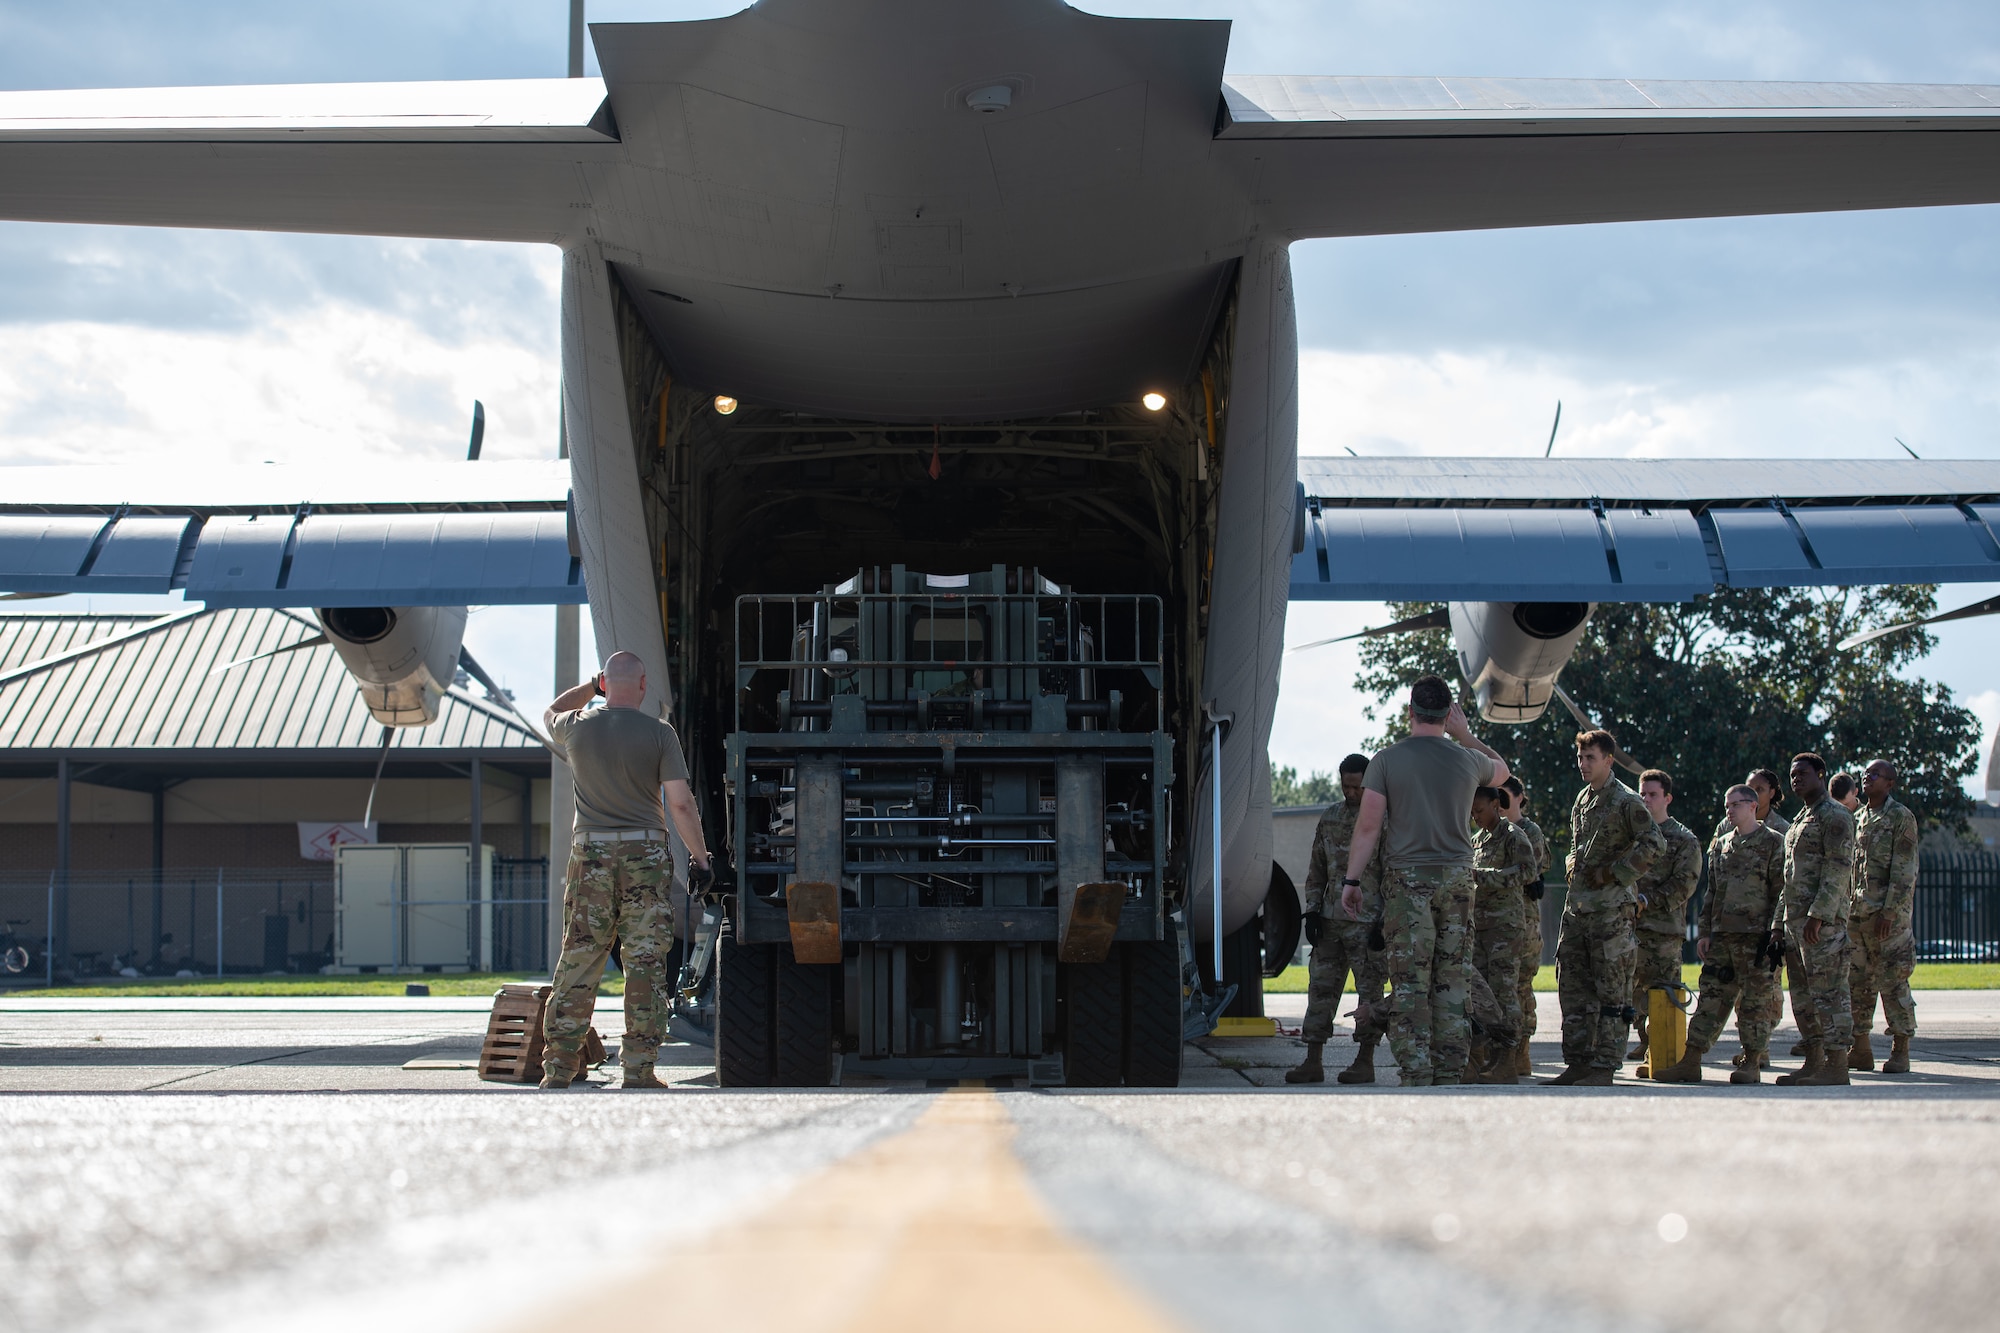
[
  {"x1": 1837, "y1": 594, "x2": 2000, "y2": 651},
  {"x1": 1552, "y1": 684, "x2": 1646, "y2": 776},
  {"x1": 207, "y1": 633, "x2": 328, "y2": 677},
  {"x1": 1543, "y1": 400, "x2": 1563, "y2": 458},
  {"x1": 467, "y1": 399, "x2": 486, "y2": 461},
  {"x1": 1287, "y1": 608, "x2": 1451, "y2": 652},
  {"x1": 457, "y1": 646, "x2": 556, "y2": 750},
  {"x1": 1894, "y1": 436, "x2": 1920, "y2": 460},
  {"x1": 362, "y1": 724, "x2": 394, "y2": 827}
]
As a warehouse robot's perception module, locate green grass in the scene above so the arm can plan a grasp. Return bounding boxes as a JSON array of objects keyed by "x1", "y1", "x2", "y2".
[
  {"x1": 1269, "y1": 962, "x2": 2000, "y2": 993},
  {"x1": 1, "y1": 972, "x2": 619, "y2": 999}
]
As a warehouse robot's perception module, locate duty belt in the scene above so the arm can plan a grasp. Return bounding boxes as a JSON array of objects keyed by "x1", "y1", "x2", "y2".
[{"x1": 575, "y1": 828, "x2": 666, "y2": 843}]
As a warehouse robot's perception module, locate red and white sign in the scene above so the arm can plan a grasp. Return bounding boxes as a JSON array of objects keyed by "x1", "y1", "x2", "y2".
[{"x1": 298, "y1": 821, "x2": 379, "y2": 861}]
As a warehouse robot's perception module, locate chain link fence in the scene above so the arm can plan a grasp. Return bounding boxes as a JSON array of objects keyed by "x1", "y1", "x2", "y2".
[{"x1": 0, "y1": 857, "x2": 549, "y2": 984}]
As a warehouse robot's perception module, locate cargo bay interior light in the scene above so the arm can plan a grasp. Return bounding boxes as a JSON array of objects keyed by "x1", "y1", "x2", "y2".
[
  {"x1": 1142, "y1": 391, "x2": 1167, "y2": 412},
  {"x1": 965, "y1": 85, "x2": 1012, "y2": 113},
  {"x1": 713, "y1": 395, "x2": 739, "y2": 415}
]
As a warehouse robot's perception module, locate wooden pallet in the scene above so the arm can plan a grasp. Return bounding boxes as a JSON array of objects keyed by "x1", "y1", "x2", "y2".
[{"x1": 477, "y1": 985, "x2": 609, "y2": 1083}]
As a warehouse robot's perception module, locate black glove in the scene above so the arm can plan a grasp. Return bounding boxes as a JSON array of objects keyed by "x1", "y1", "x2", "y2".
[
  {"x1": 687, "y1": 857, "x2": 716, "y2": 897},
  {"x1": 1525, "y1": 879, "x2": 1545, "y2": 901},
  {"x1": 1302, "y1": 914, "x2": 1324, "y2": 946},
  {"x1": 1367, "y1": 917, "x2": 1387, "y2": 952}
]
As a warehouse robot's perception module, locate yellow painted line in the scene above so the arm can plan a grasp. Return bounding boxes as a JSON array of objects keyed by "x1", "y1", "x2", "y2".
[{"x1": 521, "y1": 1087, "x2": 1184, "y2": 1333}]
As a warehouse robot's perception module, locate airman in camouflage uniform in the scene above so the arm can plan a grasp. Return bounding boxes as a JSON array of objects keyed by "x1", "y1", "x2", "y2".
[
  {"x1": 540, "y1": 652, "x2": 713, "y2": 1091},
  {"x1": 544, "y1": 839, "x2": 678, "y2": 1079},
  {"x1": 1550, "y1": 730, "x2": 1665, "y2": 1086},
  {"x1": 1655, "y1": 784, "x2": 1787, "y2": 1083},
  {"x1": 1503, "y1": 776, "x2": 1550, "y2": 1075},
  {"x1": 1338, "y1": 677, "x2": 1511, "y2": 1088},
  {"x1": 1288, "y1": 757, "x2": 1389, "y2": 1085},
  {"x1": 1776, "y1": 753, "x2": 1856, "y2": 1086},
  {"x1": 1470, "y1": 790, "x2": 1538, "y2": 1082},
  {"x1": 1713, "y1": 769, "x2": 1789, "y2": 1070},
  {"x1": 1848, "y1": 759, "x2": 1920, "y2": 1073},
  {"x1": 1629, "y1": 770, "x2": 1703, "y2": 1058}
]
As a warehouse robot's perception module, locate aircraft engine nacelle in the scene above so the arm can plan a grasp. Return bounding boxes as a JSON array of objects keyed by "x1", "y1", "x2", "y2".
[
  {"x1": 1449, "y1": 601, "x2": 1594, "y2": 725},
  {"x1": 314, "y1": 605, "x2": 468, "y2": 727}
]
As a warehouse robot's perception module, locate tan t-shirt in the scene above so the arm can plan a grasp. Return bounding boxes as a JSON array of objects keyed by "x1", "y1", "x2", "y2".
[
  {"x1": 1362, "y1": 734, "x2": 1496, "y2": 871},
  {"x1": 547, "y1": 703, "x2": 690, "y2": 832}
]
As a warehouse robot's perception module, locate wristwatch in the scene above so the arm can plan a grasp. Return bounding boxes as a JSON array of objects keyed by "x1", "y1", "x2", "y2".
[{"x1": 1342, "y1": 877, "x2": 1362, "y2": 887}]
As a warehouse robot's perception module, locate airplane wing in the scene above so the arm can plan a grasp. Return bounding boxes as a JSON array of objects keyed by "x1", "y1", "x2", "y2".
[
  {"x1": 0, "y1": 78, "x2": 614, "y2": 240},
  {"x1": 1290, "y1": 456, "x2": 2000, "y2": 602},
  {"x1": 1222, "y1": 77, "x2": 2000, "y2": 238},
  {"x1": 0, "y1": 460, "x2": 584, "y2": 606}
]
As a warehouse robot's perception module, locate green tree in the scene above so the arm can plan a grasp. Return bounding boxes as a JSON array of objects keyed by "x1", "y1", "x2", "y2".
[
  {"x1": 1352, "y1": 588, "x2": 1980, "y2": 863},
  {"x1": 1271, "y1": 765, "x2": 1341, "y2": 808}
]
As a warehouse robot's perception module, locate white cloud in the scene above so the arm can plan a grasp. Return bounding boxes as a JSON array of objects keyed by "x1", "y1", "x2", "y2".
[{"x1": 0, "y1": 246, "x2": 562, "y2": 467}]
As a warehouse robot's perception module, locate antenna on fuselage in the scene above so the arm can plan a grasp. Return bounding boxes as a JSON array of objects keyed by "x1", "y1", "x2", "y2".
[{"x1": 568, "y1": 1, "x2": 586, "y2": 78}]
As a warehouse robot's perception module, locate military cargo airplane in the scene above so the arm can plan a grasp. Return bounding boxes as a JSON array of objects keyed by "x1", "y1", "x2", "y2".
[{"x1": 5, "y1": 1, "x2": 2000, "y2": 1082}]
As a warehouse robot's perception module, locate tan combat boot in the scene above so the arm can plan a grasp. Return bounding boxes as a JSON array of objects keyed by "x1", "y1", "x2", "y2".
[
  {"x1": 1775, "y1": 1040, "x2": 1823, "y2": 1085},
  {"x1": 1286, "y1": 1041, "x2": 1327, "y2": 1084},
  {"x1": 1652, "y1": 1043, "x2": 1705, "y2": 1083},
  {"x1": 1883, "y1": 1034, "x2": 1911, "y2": 1074},
  {"x1": 1514, "y1": 1038, "x2": 1532, "y2": 1076},
  {"x1": 1336, "y1": 1036, "x2": 1379, "y2": 1084},
  {"x1": 1730, "y1": 1048, "x2": 1763, "y2": 1085},
  {"x1": 1849, "y1": 1033, "x2": 1875, "y2": 1071},
  {"x1": 1627, "y1": 1018, "x2": 1649, "y2": 1062},
  {"x1": 1473, "y1": 1037, "x2": 1517, "y2": 1085},
  {"x1": 621, "y1": 1064, "x2": 669, "y2": 1090},
  {"x1": 1730, "y1": 1048, "x2": 1771, "y2": 1069},
  {"x1": 1802, "y1": 1047, "x2": 1851, "y2": 1085},
  {"x1": 1544, "y1": 1062, "x2": 1593, "y2": 1086},
  {"x1": 1789, "y1": 1039, "x2": 1809, "y2": 1056}
]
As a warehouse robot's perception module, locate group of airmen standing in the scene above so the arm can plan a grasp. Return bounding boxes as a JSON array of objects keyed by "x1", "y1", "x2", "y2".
[{"x1": 1286, "y1": 673, "x2": 1921, "y2": 1088}]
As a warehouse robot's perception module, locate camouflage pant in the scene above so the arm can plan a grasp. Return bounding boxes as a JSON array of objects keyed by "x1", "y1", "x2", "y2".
[
  {"x1": 1516, "y1": 897, "x2": 1544, "y2": 1037},
  {"x1": 1379, "y1": 866, "x2": 1475, "y2": 1085},
  {"x1": 1465, "y1": 953, "x2": 1513, "y2": 1047},
  {"x1": 542, "y1": 839, "x2": 677, "y2": 1078},
  {"x1": 1848, "y1": 911, "x2": 1917, "y2": 1039},
  {"x1": 1631, "y1": 929, "x2": 1687, "y2": 1022},
  {"x1": 1473, "y1": 915, "x2": 1524, "y2": 1044},
  {"x1": 1301, "y1": 916, "x2": 1388, "y2": 1045},
  {"x1": 1784, "y1": 919, "x2": 1854, "y2": 1049},
  {"x1": 1745, "y1": 952, "x2": 1785, "y2": 1041},
  {"x1": 1556, "y1": 906, "x2": 1637, "y2": 1071},
  {"x1": 1687, "y1": 932, "x2": 1782, "y2": 1053}
]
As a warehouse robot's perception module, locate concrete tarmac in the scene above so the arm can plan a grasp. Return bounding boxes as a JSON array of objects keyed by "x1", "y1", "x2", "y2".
[{"x1": 3, "y1": 991, "x2": 1997, "y2": 1333}]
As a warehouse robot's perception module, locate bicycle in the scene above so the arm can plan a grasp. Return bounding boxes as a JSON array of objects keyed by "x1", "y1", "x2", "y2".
[{"x1": 1, "y1": 918, "x2": 41, "y2": 975}]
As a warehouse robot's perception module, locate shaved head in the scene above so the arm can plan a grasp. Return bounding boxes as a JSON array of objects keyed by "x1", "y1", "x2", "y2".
[{"x1": 604, "y1": 650, "x2": 645, "y2": 684}]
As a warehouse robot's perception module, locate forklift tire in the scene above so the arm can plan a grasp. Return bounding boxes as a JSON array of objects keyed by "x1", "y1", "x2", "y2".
[
  {"x1": 773, "y1": 946, "x2": 841, "y2": 1087},
  {"x1": 1060, "y1": 956, "x2": 1125, "y2": 1087},
  {"x1": 1120, "y1": 940, "x2": 1185, "y2": 1088},
  {"x1": 716, "y1": 933, "x2": 776, "y2": 1087}
]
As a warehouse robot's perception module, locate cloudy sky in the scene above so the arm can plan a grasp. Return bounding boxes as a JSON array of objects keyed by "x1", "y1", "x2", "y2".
[{"x1": 4, "y1": 1, "x2": 1999, "y2": 796}]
